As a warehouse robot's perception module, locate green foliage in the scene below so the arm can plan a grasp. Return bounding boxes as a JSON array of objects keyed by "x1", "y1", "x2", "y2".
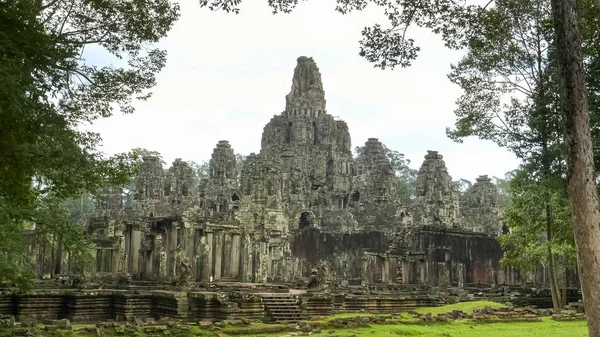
[
  {"x1": 0, "y1": 0, "x2": 179, "y2": 289},
  {"x1": 453, "y1": 178, "x2": 473, "y2": 197},
  {"x1": 199, "y1": 0, "x2": 486, "y2": 70},
  {"x1": 498, "y1": 165, "x2": 576, "y2": 271},
  {"x1": 235, "y1": 153, "x2": 247, "y2": 185},
  {"x1": 492, "y1": 171, "x2": 515, "y2": 215}
]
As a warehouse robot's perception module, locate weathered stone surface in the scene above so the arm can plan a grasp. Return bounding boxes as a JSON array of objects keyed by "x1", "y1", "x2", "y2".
[
  {"x1": 460, "y1": 175, "x2": 501, "y2": 235},
  {"x1": 28, "y1": 56, "x2": 522, "y2": 293},
  {"x1": 412, "y1": 151, "x2": 460, "y2": 228}
]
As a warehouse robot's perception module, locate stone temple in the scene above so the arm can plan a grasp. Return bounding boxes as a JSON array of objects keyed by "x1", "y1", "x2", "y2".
[{"x1": 13, "y1": 56, "x2": 562, "y2": 324}]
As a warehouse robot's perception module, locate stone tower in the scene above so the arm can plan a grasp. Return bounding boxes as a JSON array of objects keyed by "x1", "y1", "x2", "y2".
[
  {"x1": 132, "y1": 156, "x2": 166, "y2": 218},
  {"x1": 201, "y1": 140, "x2": 240, "y2": 219},
  {"x1": 460, "y1": 175, "x2": 501, "y2": 235},
  {"x1": 349, "y1": 138, "x2": 402, "y2": 233},
  {"x1": 284, "y1": 56, "x2": 327, "y2": 117},
  {"x1": 256, "y1": 56, "x2": 354, "y2": 230},
  {"x1": 352, "y1": 138, "x2": 397, "y2": 205},
  {"x1": 412, "y1": 151, "x2": 460, "y2": 228}
]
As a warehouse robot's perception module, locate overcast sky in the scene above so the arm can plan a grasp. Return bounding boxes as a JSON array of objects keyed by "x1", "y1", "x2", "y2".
[{"x1": 88, "y1": 0, "x2": 520, "y2": 181}]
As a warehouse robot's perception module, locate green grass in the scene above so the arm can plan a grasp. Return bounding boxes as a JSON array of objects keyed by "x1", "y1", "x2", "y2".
[
  {"x1": 412, "y1": 300, "x2": 507, "y2": 315},
  {"x1": 306, "y1": 318, "x2": 588, "y2": 337},
  {"x1": 234, "y1": 301, "x2": 588, "y2": 337}
]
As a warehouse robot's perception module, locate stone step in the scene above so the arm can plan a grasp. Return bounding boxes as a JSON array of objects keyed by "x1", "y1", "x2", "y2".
[{"x1": 269, "y1": 308, "x2": 302, "y2": 314}]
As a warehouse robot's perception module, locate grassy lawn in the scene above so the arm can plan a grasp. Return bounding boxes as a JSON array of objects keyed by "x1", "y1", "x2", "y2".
[
  {"x1": 293, "y1": 318, "x2": 588, "y2": 337},
  {"x1": 234, "y1": 301, "x2": 588, "y2": 337}
]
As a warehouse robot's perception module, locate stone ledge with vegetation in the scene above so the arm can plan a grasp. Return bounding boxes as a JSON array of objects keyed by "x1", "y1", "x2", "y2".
[{"x1": 0, "y1": 302, "x2": 588, "y2": 337}]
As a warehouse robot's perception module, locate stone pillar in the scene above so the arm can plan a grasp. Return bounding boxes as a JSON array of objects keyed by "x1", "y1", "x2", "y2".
[
  {"x1": 222, "y1": 233, "x2": 232, "y2": 278},
  {"x1": 112, "y1": 237, "x2": 124, "y2": 275},
  {"x1": 155, "y1": 234, "x2": 166, "y2": 279},
  {"x1": 214, "y1": 232, "x2": 223, "y2": 280},
  {"x1": 257, "y1": 242, "x2": 269, "y2": 283},
  {"x1": 389, "y1": 257, "x2": 398, "y2": 284},
  {"x1": 230, "y1": 234, "x2": 241, "y2": 279},
  {"x1": 419, "y1": 260, "x2": 427, "y2": 285},
  {"x1": 131, "y1": 229, "x2": 142, "y2": 275},
  {"x1": 458, "y1": 263, "x2": 465, "y2": 288},
  {"x1": 203, "y1": 232, "x2": 213, "y2": 281},
  {"x1": 437, "y1": 262, "x2": 450, "y2": 288},
  {"x1": 167, "y1": 225, "x2": 178, "y2": 278},
  {"x1": 401, "y1": 260, "x2": 410, "y2": 284},
  {"x1": 362, "y1": 256, "x2": 369, "y2": 285},
  {"x1": 242, "y1": 235, "x2": 253, "y2": 282},
  {"x1": 382, "y1": 257, "x2": 390, "y2": 284}
]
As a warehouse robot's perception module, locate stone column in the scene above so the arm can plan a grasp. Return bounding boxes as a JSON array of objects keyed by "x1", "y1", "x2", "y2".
[
  {"x1": 202, "y1": 232, "x2": 213, "y2": 281},
  {"x1": 155, "y1": 234, "x2": 166, "y2": 279},
  {"x1": 167, "y1": 225, "x2": 178, "y2": 278},
  {"x1": 458, "y1": 263, "x2": 465, "y2": 288},
  {"x1": 230, "y1": 234, "x2": 241, "y2": 279},
  {"x1": 222, "y1": 233, "x2": 232, "y2": 278},
  {"x1": 112, "y1": 236, "x2": 125, "y2": 275},
  {"x1": 214, "y1": 232, "x2": 223, "y2": 280},
  {"x1": 382, "y1": 257, "x2": 390, "y2": 284},
  {"x1": 419, "y1": 260, "x2": 427, "y2": 285},
  {"x1": 401, "y1": 260, "x2": 410, "y2": 284},
  {"x1": 131, "y1": 229, "x2": 142, "y2": 276},
  {"x1": 389, "y1": 257, "x2": 398, "y2": 284},
  {"x1": 259, "y1": 242, "x2": 269, "y2": 283},
  {"x1": 361, "y1": 256, "x2": 369, "y2": 285},
  {"x1": 242, "y1": 235, "x2": 253, "y2": 282}
]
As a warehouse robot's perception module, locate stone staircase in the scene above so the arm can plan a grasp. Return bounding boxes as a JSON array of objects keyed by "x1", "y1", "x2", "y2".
[{"x1": 260, "y1": 294, "x2": 305, "y2": 323}]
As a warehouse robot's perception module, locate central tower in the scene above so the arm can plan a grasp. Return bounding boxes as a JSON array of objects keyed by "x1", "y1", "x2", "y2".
[{"x1": 284, "y1": 56, "x2": 327, "y2": 117}]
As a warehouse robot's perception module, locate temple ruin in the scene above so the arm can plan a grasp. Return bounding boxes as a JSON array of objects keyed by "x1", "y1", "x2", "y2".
[{"x1": 9, "y1": 56, "x2": 578, "y2": 324}]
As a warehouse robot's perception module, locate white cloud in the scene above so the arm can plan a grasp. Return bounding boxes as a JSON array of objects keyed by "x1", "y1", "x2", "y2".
[{"x1": 88, "y1": 0, "x2": 520, "y2": 181}]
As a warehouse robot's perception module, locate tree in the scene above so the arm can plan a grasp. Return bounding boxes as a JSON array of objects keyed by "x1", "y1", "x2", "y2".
[
  {"x1": 453, "y1": 178, "x2": 473, "y2": 197},
  {"x1": 492, "y1": 171, "x2": 515, "y2": 215},
  {"x1": 437, "y1": 0, "x2": 568, "y2": 308},
  {"x1": 201, "y1": 0, "x2": 600, "y2": 332},
  {"x1": 235, "y1": 153, "x2": 247, "y2": 185},
  {"x1": 551, "y1": 0, "x2": 600, "y2": 332},
  {"x1": 63, "y1": 192, "x2": 95, "y2": 223},
  {"x1": 498, "y1": 164, "x2": 576, "y2": 298},
  {"x1": 0, "y1": 0, "x2": 179, "y2": 288}
]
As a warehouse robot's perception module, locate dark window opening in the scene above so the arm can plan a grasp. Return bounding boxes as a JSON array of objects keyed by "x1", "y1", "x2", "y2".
[
  {"x1": 181, "y1": 185, "x2": 189, "y2": 196},
  {"x1": 299, "y1": 212, "x2": 311, "y2": 229},
  {"x1": 312, "y1": 121, "x2": 318, "y2": 145},
  {"x1": 342, "y1": 194, "x2": 349, "y2": 209},
  {"x1": 231, "y1": 193, "x2": 240, "y2": 202},
  {"x1": 350, "y1": 190, "x2": 360, "y2": 202},
  {"x1": 286, "y1": 122, "x2": 292, "y2": 143}
]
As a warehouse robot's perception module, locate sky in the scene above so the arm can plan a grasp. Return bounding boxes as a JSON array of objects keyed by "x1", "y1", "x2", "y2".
[{"x1": 87, "y1": 0, "x2": 520, "y2": 181}]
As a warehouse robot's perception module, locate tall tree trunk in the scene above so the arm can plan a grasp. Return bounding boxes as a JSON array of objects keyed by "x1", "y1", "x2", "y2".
[
  {"x1": 546, "y1": 202, "x2": 562, "y2": 309},
  {"x1": 551, "y1": 0, "x2": 600, "y2": 335},
  {"x1": 542, "y1": 140, "x2": 561, "y2": 309}
]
